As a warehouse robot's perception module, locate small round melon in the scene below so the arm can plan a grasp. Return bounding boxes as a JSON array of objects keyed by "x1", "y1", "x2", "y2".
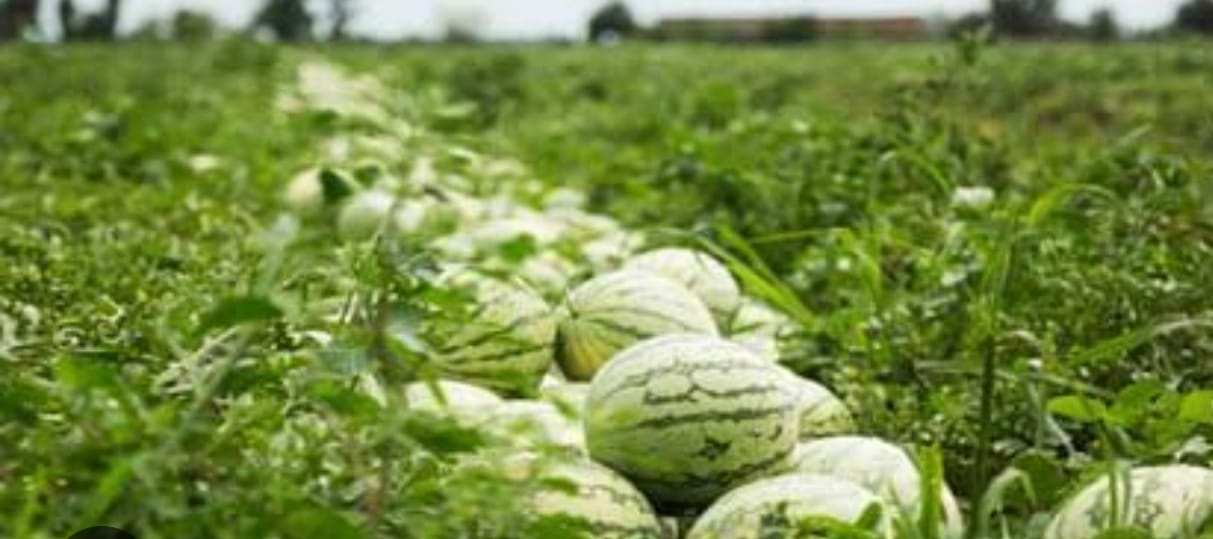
[
  {"x1": 624, "y1": 248, "x2": 742, "y2": 326},
  {"x1": 776, "y1": 368, "x2": 855, "y2": 439},
  {"x1": 336, "y1": 189, "x2": 396, "y2": 240},
  {"x1": 557, "y1": 270, "x2": 718, "y2": 381},
  {"x1": 686, "y1": 473, "x2": 889, "y2": 539},
  {"x1": 404, "y1": 379, "x2": 502, "y2": 428},
  {"x1": 585, "y1": 334, "x2": 798, "y2": 510},
  {"x1": 792, "y1": 436, "x2": 964, "y2": 539},
  {"x1": 424, "y1": 272, "x2": 556, "y2": 395},
  {"x1": 484, "y1": 399, "x2": 583, "y2": 450},
  {"x1": 1044, "y1": 464, "x2": 1213, "y2": 539}
]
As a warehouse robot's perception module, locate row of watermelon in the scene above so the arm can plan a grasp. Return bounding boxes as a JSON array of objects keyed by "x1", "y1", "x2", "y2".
[{"x1": 278, "y1": 60, "x2": 1213, "y2": 539}]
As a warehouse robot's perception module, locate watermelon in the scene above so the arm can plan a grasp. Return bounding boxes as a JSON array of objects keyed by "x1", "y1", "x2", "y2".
[
  {"x1": 557, "y1": 270, "x2": 718, "y2": 381},
  {"x1": 585, "y1": 334, "x2": 798, "y2": 509},
  {"x1": 792, "y1": 436, "x2": 965, "y2": 539},
  {"x1": 776, "y1": 368, "x2": 855, "y2": 439},
  {"x1": 1044, "y1": 464, "x2": 1213, "y2": 539},
  {"x1": 728, "y1": 298, "x2": 796, "y2": 361},
  {"x1": 624, "y1": 248, "x2": 741, "y2": 326},
  {"x1": 581, "y1": 231, "x2": 646, "y2": 272},
  {"x1": 424, "y1": 272, "x2": 557, "y2": 395},
  {"x1": 540, "y1": 381, "x2": 591, "y2": 418},
  {"x1": 685, "y1": 473, "x2": 890, "y2": 539},
  {"x1": 462, "y1": 451, "x2": 665, "y2": 538},
  {"x1": 336, "y1": 189, "x2": 396, "y2": 241},
  {"x1": 484, "y1": 399, "x2": 583, "y2": 451},
  {"x1": 282, "y1": 167, "x2": 327, "y2": 214},
  {"x1": 403, "y1": 379, "x2": 502, "y2": 427}
]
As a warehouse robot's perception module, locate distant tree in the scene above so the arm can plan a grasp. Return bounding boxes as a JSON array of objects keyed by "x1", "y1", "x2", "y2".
[
  {"x1": 990, "y1": 0, "x2": 1057, "y2": 36},
  {"x1": 61, "y1": 0, "x2": 122, "y2": 41},
  {"x1": 1088, "y1": 7, "x2": 1119, "y2": 41},
  {"x1": 0, "y1": 0, "x2": 39, "y2": 41},
  {"x1": 1176, "y1": 0, "x2": 1213, "y2": 35},
  {"x1": 253, "y1": 0, "x2": 313, "y2": 42},
  {"x1": 330, "y1": 0, "x2": 354, "y2": 40},
  {"x1": 172, "y1": 9, "x2": 216, "y2": 41},
  {"x1": 948, "y1": 13, "x2": 993, "y2": 40},
  {"x1": 588, "y1": 2, "x2": 636, "y2": 42},
  {"x1": 440, "y1": 4, "x2": 484, "y2": 43}
]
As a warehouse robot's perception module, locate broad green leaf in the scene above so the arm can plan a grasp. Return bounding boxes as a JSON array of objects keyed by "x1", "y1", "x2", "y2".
[
  {"x1": 1179, "y1": 390, "x2": 1213, "y2": 424},
  {"x1": 1048, "y1": 395, "x2": 1108, "y2": 423},
  {"x1": 198, "y1": 296, "x2": 282, "y2": 333}
]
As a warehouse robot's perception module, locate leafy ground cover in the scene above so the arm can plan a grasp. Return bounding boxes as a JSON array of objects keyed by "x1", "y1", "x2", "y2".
[{"x1": 2, "y1": 40, "x2": 1212, "y2": 538}]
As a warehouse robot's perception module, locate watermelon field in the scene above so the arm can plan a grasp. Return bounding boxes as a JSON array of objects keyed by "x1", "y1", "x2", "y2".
[{"x1": 3, "y1": 40, "x2": 1213, "y2": 538}]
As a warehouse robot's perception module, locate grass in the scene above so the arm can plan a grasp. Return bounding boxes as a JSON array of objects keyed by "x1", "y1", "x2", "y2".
[{"x1": 2, "y1": 39, "x2": 1213, "y2": 538}]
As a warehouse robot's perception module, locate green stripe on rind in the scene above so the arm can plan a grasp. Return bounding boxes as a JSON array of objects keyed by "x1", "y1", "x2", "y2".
[
  {"x1": 557, "y1": 271, "x2": 717, "y2": 381},
  {"x1": 585, "y1": 334, "x2": 799, "y2": 509}
]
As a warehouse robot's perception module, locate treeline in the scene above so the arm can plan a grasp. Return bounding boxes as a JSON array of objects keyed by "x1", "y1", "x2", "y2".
[
  {"x1": 4, "y1": 0, "x2": 1213, "y2": 43},
  {"x1": 0, "y1": 0, "x2": 352, "y2": 42},
  {"x1": 591, "y1": 0, "x2": 1213, "y2": 44}
]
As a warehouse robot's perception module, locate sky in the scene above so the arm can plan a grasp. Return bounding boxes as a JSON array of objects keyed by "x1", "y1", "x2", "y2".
[{"x1": 48, "y1": 0, "x2": 1185, "y2": 40}]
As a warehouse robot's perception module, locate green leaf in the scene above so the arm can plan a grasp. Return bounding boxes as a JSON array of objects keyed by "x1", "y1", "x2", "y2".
[
  {"x1": 1048, "y1": 395, "x2": 1108, "y2": 423},
  {"x1": 319, "y1": 167, "x2": 358, "y2": 203},
  {"x1": 282, "y1": 506, "x2": 366, "y2": 539},
  {"x1": 1107, "y1": 381, "x2": 1166, "y2": 427},
  {"x1": 198, "y1": 296, "x2": 283, "y2": 333},
  {"x1": 1179, "y1": 390, "x2": 1213, "y2": 424}
]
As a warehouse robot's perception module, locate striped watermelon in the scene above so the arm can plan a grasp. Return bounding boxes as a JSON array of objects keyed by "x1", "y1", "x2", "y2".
[
  {"x1": 557, "y1": 270, "x2": 718, "y2": 381},
  {"x1": 685, "y1": 473, "x2": 890, "y2": 539},
  {"x1": 728, "y1": 298, "x2": 796, "y2": 361},
  {"x1": 461, "y1": 451, "x2": 665, "y2": 538},
  {"x1": 792, "y1": 436, "x2": 965, "y2": 539},
  {"x1": 776, "y1": 368, "x2": 855, "y2": 439},
  {"x1": 531, "y1": 456, "x2": 666, "y2": 538},
  {"x1": 584, "y1": 334, "x2": 798, "y2": 509},
  {"x1": 425, "y1": 272, "x2": 556, "y2": 395},
  {"x1": 624, "y1": 248, "x2": 741, "y2": 327},
  {"x1": 1044, "y1": 464, "x2": 1213, "y2": 539},
  {"x1": 484, "y1": 399, "x2": 584, "y2": 451},
  {"x1": 403, "y1": 379, "x2": 502, "y2": 428}
]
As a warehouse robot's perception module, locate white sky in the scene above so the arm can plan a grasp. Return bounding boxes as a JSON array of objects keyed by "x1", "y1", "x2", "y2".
[{"x1": 50, "y1": 0, "x2": 1183, "y2": 39}]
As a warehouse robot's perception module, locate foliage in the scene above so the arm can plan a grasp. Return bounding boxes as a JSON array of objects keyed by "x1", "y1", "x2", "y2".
[
  {"x1": 60, "y1": 0, "x2": 122, "y2": 41},
  {"x1": 588, "y1": 2, "x2": 637, "y2": 42},
  {"x1": 253, "y1": 0, "x2": 314, "y2": 42},
  {"x1": 1088, "y1": 9, "x2": 1119, "y2": 42},
  {"x1": 171, "y1": 10, "x2": 218, "y2": 41},
  {"x1": 1176, "y1": 0, "x2": 1213, "y2": 35},
  {"x1": 990, "y1": 0, "x2": 1058, "y2": 37},
  {"x1": 0, "y1": 0, "x2": 38, "y2": 41},
  {"x1": 3, "y1": 40, "x2": 1213, "y2": 538}
]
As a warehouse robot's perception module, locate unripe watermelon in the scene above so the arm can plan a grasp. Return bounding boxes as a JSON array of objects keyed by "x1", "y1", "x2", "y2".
[
  {"x1": 497, "y1": 452, "x2": 667, "y2": 539},
  {"x1": 792, "y1": 436, "x2": 964, "y2": 539},
  {"x1": 728, "y1": 298, "x2": 796, "y2": 361},
  {"x1": 686, "y1": 473, "x2": 890, "y2": 539},
  {"x1": 775, "y1": 368, "x2": 855, "y2": 440},
  {"x1": 403, "y1": 379, "x2": 502, "y2": 428},
  {"x1": 1044, "y1": 464, "x2": 1213, "y2": 539},
  {"x1": 424, "y1": 272, "x2": 557, "y2": 395},
  {"x1": 557, "y1": 270, "x2": 718, "y2": 381},
  {"x1": 484, "y1": 399, "x2": 583, "y2": 451},
  {"x1": 336, "y1": 189, "x2": 396, "y2": 240},
  {"x1": 624, "y1": 248, "x2": 741, "y2": 327},
  {"x1": 585, "y1": 334, "x2": 798, "y2": 510}
]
